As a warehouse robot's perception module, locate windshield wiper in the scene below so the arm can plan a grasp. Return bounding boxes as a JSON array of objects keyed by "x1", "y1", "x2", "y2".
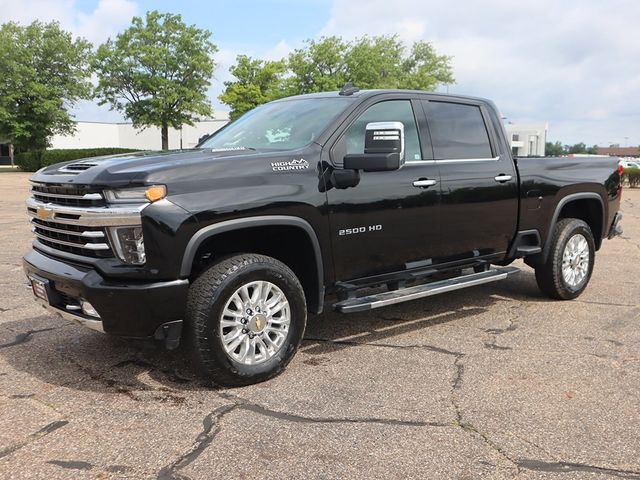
[{"x1": 210, "y1": 146, "x2": 257, "y2": 152}]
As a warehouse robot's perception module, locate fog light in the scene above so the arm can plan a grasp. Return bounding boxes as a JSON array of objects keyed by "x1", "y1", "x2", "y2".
[
  {"x1": 110, "y1": 226, "x2": 146, "y2": 264},
  {"x1": 81, "y1": 300, "x2": 100, "y2": 318}
]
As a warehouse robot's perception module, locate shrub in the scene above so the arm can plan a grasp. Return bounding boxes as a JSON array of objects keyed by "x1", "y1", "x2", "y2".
[
  {"x1": 622, "y1": 167, "x2": 640, "y2": 188},
  {"x1": 15, "y1": 148, "x2": 141, "y2": 172}
]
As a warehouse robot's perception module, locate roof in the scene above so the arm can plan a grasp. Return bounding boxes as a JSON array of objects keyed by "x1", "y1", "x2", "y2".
[
  {"x1": 273, "y1": 89, "x2": 492, "y2": 104},
  {"x1": 597, "y1": 146, "x2": 640, "y2": 157}
]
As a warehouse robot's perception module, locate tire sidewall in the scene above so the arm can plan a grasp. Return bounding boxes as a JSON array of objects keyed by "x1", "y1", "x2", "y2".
[
  {"x1": 554, "y1": 220, "x2": 595, "y2": 298},
  {"x1": 199, "y1": 260, "x2": 306, "y2": 382}
]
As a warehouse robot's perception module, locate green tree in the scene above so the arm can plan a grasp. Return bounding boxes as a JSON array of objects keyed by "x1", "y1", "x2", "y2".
[
  {"x1": 567, "y1": 142, "x2": 587, "y2": 154},
  {"x1": 219, "y1": 55, "x2": 287, "y2": 120},
  {"x1": 345, "y1": 36, "x2": 453, "y2": 90},
  {"x1": 401, "y1": 40, "x2": 455, "y2": 90},
  {"x1": 344, "y1": 36, "x2": 405, "y2": 89},
  {"x1": 286, "y1": 36, "x2": 350, "y2": 95},
  {"x1": 545, "y1": 141, "x2": 565, "y2": 156},
  {"x1": 0, "y1": 21, "x2": 92, "y2": 156},
  {"x1": 93, "y1": 11, "x2": 217, "y2": 150},
  {"x1": 220, "y1": 35, "x2": 455, "y2": 115}
]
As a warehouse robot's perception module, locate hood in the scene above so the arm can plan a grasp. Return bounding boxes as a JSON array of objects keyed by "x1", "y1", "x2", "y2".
[{"x1": 29, "y1": 148, "x2": 301, "y2": 188}]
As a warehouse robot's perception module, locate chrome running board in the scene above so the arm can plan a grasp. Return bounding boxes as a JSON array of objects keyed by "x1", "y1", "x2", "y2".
[{"x1": 334, "y1": 267, "x2": 520, "y2": 313}]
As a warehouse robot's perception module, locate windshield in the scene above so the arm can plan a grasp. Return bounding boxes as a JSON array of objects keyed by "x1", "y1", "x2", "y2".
[{"x1": 201, "y1": 98, "x2": 352, "y2": 151}]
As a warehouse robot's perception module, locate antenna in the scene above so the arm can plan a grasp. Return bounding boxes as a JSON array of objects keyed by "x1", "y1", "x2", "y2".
[{"x1": 339, "y1": 82, "x2": 359, "y2": 96}]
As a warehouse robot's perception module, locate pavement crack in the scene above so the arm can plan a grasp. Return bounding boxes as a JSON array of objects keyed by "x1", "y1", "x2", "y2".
[
  {"x1": 449, "y1": 354, "x2": 520, "y2": 474},
  {"x1": 483, "y1": 309, "x2": 518, "y2": 351},
  {"x1": 574, "y1": 300, "x2": 638, "y2": 308},
  {"x1": 0, "y1": 420, "x2": 68, "y2": 460},
  {"x1": 0, "y1": 327, "x2": 59, "y2": 350},
  {"x1": 517, "y1": 459, "x2": 640, "y2": 479},
  {"x1": 157, "y1": 404, "x2": 237, "y2": 480},
  {"x1": 303, "y1": 337, "x2": 462, "y2": 356},
  {"x1": 218, "y1": 391, "x2": 446, "y2": 427},
  {"x1": 47, "y1": 459, "x2": 93, "y2": 471},
  {"x1": 242, "y1": 402, "x2": 441, "y2": 427}
]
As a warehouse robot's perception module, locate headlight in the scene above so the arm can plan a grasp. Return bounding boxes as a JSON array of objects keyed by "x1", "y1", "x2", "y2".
[
  {"x1": 109, "y1": 226, "x2": 145, "y2": 264},
  {"x1": 104, "y1": 185, "x2": 166, "y2": 203}
]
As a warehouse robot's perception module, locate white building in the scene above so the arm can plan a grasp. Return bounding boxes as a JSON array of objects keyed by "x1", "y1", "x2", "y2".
[
  {"x1": 504, "y1": 122, "x2": 548, "y2": 157},
  {"x1": 50, "y1": 112, "x2": 230, "y2": 151}
]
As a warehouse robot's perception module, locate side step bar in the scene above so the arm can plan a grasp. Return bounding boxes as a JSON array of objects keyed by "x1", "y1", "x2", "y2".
[{"x1": 334, "y1": 266, "x2": 520, "y2": 313}]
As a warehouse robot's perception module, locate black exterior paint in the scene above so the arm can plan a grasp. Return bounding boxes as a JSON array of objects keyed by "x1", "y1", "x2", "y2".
[{"x1": 24, "y1": 90, "x2": 622, "y2": 338}]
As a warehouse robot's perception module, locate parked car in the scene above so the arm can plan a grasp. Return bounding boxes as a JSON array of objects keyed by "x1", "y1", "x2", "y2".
[
  {"x1": 619, "y1": 158, "x2": 640, "y2": 170},
  {"x1": 24, "y1": 87, "x2": 623, "y2": 386}
]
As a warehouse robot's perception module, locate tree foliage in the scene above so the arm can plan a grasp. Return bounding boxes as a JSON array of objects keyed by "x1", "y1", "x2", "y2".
[
  {"x1": 93, "y1": 11, "x2": 217, "y2": 149},
  {"x1": 0, "y1": 21, "x2": 92, "y2": 153},
  {"x1": 220, "y1": 35, "x2": 455, "y2": 118},
  {"x1": 219, "y1": 55, "x2": 287, "y2": 120},
  {"x1": 545, "y1": 141, "x2": 564, "y2": 156},
  {"x1": 286, "y1": 36, "x2": 350, "y2": 94},
  {"x1": 545, "y1": 141, "x2": 599, "y2": 156}
]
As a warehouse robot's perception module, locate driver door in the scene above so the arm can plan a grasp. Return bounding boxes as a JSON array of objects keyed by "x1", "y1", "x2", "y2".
[{"x1": 325, "y1": 97, "x2": 443, "y2": 281}]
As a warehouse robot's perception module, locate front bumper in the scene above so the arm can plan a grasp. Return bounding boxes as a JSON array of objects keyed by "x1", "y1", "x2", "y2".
[{"x1": 23, "y1": 249, "x2": 189, "y2": 338}]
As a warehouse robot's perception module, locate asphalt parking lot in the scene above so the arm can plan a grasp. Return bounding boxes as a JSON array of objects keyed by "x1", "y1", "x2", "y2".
[{"x1": 1, "y1": 171, "x2": 639, "y2": 479}]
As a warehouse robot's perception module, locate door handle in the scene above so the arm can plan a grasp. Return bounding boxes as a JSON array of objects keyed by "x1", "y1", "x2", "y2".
[
  {"x1": 413, "y1": 179, "x2": 437, "y2": 188},
  {"x1": 494, "y1": 174, "x2": 512, "y2": 183}
]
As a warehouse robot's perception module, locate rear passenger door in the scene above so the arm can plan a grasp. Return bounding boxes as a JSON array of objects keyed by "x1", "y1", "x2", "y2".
[{"x1": 422, "y1": 99, "x2": 518, "y2": 262}]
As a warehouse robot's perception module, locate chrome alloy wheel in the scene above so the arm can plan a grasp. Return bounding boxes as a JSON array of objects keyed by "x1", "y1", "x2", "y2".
[
  {"x1": 561, "y1": 233, "x2": 590, "y2": 288},
  {"x1": 219, "y1": 281, "x2": 291, "y2": 365}
]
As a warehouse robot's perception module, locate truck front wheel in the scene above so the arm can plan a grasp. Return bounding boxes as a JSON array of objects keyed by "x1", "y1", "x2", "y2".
[
  {"x1": 186, "y1": 254, "x2": 307, "y2": 386},
  {"x1": 534, "y1": 218, "x2": 595, "y2": 300}
]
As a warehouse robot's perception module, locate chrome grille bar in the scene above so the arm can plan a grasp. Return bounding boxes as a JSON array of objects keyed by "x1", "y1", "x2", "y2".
[
  {"x1": 30, "y1": 221, "x2": 105, "y2": 238},
  {"x1": 33, "y1": 232, "x2": 110, "y2": 250},
  {"x1": 26, "y1": 198, "x2": 144, "y2": 227},
  {"x1": 30, "y1": 189, "x2": 103, "y2": 201}
]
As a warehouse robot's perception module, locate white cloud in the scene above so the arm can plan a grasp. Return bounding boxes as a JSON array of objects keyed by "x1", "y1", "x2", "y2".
[
  {"x1": 265, "y1": 40, "x2": 293, "y2": 61},
  {"x1": 74, "y1": 0, "x2": 138, "y2": 44},
  {"x1": 0, "y1": 0, "x2": 138, "y2": 43},
  {"x1": 321, "y1": 0, "x2": 640, "y2": 145}
]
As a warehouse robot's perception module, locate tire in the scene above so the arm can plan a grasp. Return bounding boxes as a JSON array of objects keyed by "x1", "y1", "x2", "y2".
[
  {"x1": 186, "y1": 253, "x2": 307, "y2": 386},
  {"x1": 535, "y1": 218, "x2": 595, "y2": 300}
]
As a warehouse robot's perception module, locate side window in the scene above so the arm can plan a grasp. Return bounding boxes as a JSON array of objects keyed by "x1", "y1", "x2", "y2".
[
  {"x1": 425, "y1": 102, "x2": 493, "y2": 160},
  {"x1": 343, "y1": 100, "x2": 423, "y2": 162}
]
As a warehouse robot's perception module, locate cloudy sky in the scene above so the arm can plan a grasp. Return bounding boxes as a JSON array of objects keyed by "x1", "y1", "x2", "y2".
[{"x1": 2, "y1": 0, "x2": 639, "y2": 146}]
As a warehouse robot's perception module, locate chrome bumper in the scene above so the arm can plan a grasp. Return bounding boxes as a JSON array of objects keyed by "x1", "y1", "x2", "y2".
[{"x1": 35, "y1": 298, "x2": 105, "y2": 333}]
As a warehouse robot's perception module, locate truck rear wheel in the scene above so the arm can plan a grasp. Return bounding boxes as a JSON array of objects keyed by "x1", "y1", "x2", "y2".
[
  {"x1": 534, "y1": 218, "x2": 595, "y2": 300},
  {"x1": 186, "y1": 254, "x2": 307, "y2": 386}
]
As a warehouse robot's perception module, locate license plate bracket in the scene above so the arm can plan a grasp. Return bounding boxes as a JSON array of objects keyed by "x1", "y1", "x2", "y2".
[{"x1": 29, "y1": 276, "x2": 50, "y2": 303}]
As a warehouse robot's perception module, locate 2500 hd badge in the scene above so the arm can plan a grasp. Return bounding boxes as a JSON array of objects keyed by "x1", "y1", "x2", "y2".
[{"x1": 339, "y1": 224, "x2": 383, "y2": 236}]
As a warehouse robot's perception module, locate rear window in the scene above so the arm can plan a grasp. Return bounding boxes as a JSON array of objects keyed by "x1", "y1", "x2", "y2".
[{"x1": 424, "y1": 101, "x2": 493, "y2": 160}]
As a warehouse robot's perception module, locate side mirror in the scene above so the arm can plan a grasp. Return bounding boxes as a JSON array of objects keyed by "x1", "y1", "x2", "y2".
[{"x1": 343, "y1": 121, "x2": 405, "y2": 172}]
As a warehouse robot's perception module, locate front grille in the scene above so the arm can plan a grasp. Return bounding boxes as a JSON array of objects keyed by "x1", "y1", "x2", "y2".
[
  {"x1": 26, "y1": 183, "x2": 144, "y2": 263},
  {"x1": 30, "y1": 218, "x2": 113, "y2": 259},
  {"x1": 30, "y1": 183, "x2": 105, "y2": 207}
]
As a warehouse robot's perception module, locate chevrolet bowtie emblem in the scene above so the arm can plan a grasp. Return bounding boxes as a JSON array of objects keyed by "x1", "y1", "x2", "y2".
[{"x1": 36, "y1": 206, "x2": 54, "y2": 221}]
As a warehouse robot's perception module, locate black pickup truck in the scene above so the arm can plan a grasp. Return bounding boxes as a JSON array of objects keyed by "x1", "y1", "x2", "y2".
[{"x1": 23, "y1": 87, "x2": 623, "y2": 386}]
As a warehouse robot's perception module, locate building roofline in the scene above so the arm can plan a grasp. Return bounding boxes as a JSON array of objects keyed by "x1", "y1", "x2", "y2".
[{"x1": 70, "y1": 116, "x2": 229, "y2": 126}]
